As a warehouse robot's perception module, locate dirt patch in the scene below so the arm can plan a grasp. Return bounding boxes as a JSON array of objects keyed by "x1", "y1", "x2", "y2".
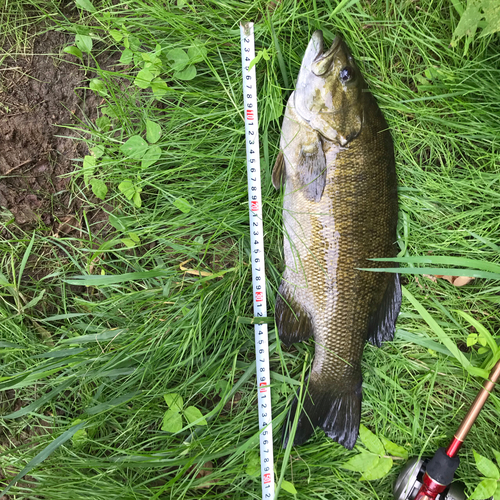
[{"x1": 0, "y1": 29, "x2": 106, "y2": 234}]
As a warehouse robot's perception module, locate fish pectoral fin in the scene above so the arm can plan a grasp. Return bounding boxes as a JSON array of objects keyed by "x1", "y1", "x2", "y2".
[
  {"x1": 297, "y1": 138, "x2": 327, "y2": 202},
  {"x1": 367, "y1": 272, "x2": 402, "y2": 347},
  {"x1": 272, "y1": 150, "x2": 286, "y2": 190},
  {"x1": 282, "y1": 376, "x2": 362, "y2": 450},
  {"x1": 275, "y1": 282, "x2": 313, "y2": 346}
]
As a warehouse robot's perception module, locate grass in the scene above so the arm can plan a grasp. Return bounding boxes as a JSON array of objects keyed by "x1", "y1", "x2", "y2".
[{"x1": 1, "y1": 0, "x2": 500, "y2": 498}]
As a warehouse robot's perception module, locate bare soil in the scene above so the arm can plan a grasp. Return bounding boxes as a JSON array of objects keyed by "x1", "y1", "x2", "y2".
[{"x1": 0, "y1": 30, "x2": 106, "y2": 234}]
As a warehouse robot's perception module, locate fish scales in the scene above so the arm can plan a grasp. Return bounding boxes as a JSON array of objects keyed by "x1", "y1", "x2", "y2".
[{"x1": 273, "y1": 31, "x2": 400, "y2": 449}]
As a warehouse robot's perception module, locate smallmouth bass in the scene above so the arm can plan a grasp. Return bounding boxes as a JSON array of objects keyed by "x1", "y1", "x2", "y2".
[{"x1": 273, "y1": 31, "x2": 400, "y2": 449}]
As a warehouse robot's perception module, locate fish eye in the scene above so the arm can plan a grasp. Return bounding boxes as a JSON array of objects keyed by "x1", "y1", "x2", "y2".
[{"x1": 339, "y1": 66, "x2": 355, "y2": 83}]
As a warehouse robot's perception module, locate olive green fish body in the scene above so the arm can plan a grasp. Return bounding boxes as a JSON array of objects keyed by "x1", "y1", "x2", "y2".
[{"x1": 274, "y1": 32, "x2": 400, "y2": 449}]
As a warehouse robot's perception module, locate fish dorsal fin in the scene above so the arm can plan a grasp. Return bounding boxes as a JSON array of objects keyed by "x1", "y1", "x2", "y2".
[
  {"x1": 272, "y1": 150, "x2": 285, "y2": 190},
  {"x1": 296, "y1": 137, "x2": 327, "y2": 202}
]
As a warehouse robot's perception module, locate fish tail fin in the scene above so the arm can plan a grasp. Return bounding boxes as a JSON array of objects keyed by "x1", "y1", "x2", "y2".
[{"x1": 282, "y1": 378, "x2": 362, "y2": 450}]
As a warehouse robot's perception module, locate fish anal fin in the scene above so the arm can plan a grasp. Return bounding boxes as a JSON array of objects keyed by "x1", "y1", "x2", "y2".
[
  {"x1": 275, "y1": 282, "x2": 313, "y2": 346},
  {"x1": 272, "y1": 150, "x2": 285, "y2": 190},
  {"x1": 367, "y1": 272, "x2": 402, "y2": 347},
  {"x1": 296, "y1": 138, "x2": 327, "y2": 202},
  {"x1": 282, "y1": 377, "x2": 362, "y2": 450}
]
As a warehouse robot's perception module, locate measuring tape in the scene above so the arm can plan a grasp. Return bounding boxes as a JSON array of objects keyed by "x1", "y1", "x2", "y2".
[{"x1": 240, "y1": 22, "x2": 275, "y2": 500}]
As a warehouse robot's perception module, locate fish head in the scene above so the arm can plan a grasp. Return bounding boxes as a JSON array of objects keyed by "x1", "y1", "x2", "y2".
[{"x1": 294, "y1": 31, "x2": 366, "y2": 146}]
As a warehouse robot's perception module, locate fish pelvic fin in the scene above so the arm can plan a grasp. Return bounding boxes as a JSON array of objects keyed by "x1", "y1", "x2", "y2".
[
  {"x1": 275, "y1": 281, "x2": 313, "y2": 346},
  {"x1": 282, "y1": 377, "x2": 362, "y2": 450},
  {"x1": 296, "y1": 137, "x2": 327, "y2": 202},
  {"x1": 367, "y1": 272, "x2": 401, "y2": 347},
  {"x1": 272, "y1": 150, "x2": 286, "y2": 189}
]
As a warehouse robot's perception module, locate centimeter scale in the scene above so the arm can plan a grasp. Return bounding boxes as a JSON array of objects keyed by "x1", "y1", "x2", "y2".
[{"x1": 240, "y1": 22, "x2": 275, "y2": 500}]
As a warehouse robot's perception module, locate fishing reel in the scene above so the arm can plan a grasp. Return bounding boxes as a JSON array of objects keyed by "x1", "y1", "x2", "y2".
[
  {"x1": 393, "y1": 359, "x2": 500, "y2": 500},
  {"x1": 394, "y1": 456, "x2": 465, "y2": 500}
]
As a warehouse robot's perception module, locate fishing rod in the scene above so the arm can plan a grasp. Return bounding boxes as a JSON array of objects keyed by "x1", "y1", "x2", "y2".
[
  {"x1": 240, "y1": 21, "x2": 275, "y2": 500},
  {"x1": 394, "y1": 358, "x2": 500, "y2": 500}
]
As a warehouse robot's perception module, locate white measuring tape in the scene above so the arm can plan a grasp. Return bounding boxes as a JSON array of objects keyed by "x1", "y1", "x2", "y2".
[{"x1": 240, "y1": 22, "x2": 275, "y2": 500}]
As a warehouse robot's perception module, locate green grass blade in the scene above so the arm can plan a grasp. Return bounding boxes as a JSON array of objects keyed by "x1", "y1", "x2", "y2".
[
  {"x1": 39, "y1": 313, "x2": 90, "y2": 322},
  {"x1": 84, "y1": 391, "x2": 140, "y2": 415},
  {"x1": 361, "y1": 267, "x2": 500, "y2": 280},
  {"x1": 330, "y1": 0, "x2": 361, "y2": 17},
  {"x1": 402, "y1": 287, "x2": 488, "y2": 378},
  {"x1": 64, "y1": 270, "x2": 171, "y2": 285},
  {"x1": 371, "y1": 256, "x2": 500, "y2": 274},
  {"x1": 466, "y1": 231, "x2": 500, "y2": 252},
  {"x1": 60, "y1": 328, "x2": 128, "y2": 344},
  {"x1": 17, "y1": 231, "x2": 36, "y2": 285},
  {"x1": 269, "y1": 18, "x2": 289, "y2": 89},
  {"x1": 1, "y1": 421, "x2": 87, "y2": 496},
  {"x1": 276, "y1": 353, "x2": 308, "y2": 498},
  {"x1": 2, "y1": 378, "x2": 74, "y2": 419},
  {"x1": 396, "y1": 329, "x2": 453, "y2": 357}
]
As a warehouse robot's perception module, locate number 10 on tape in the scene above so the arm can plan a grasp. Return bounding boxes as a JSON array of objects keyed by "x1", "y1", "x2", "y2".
[{"x1": 240, "y1": 22, "x2": 275, "y2": 500}]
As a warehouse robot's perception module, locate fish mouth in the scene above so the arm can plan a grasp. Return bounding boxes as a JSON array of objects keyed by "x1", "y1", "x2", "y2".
[
  {"x1": 313, "y1": 32, "x2": 341, "y2": 63},
  {"x1": 311, "y1": 32, "x2": 341, "y2": 76}
]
